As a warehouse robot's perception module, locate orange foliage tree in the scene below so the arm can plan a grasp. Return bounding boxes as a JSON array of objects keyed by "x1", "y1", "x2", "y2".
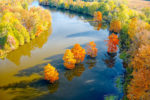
[
  {"x1": 63, "y1": 49, "x2": 76, "y2": 69},
  {"x1": 44, "y1": 63, "x2": 59, "y2": 83},
  {"x1": 94, "y1": 11, "x2": 102, "y2": 22},
  {"x1": 106, "y1": 33, "x2": 119, "y2": 53},
  {"x1": 71, "y1": 44, "x2": 86, "y2": 63},
  {"x1": 109, "y1": 19, "x2": 121, "y2": 33},
  {"x1": 86, "y1": 41, "x2": 98, "y2": 57}
]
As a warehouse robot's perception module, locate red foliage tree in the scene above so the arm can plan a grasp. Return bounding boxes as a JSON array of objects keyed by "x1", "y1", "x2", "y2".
[{"x1": 106, "y1": 33, "x2": 119, "y2": 53}]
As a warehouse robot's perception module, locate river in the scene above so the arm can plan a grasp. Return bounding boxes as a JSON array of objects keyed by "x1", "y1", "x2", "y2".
[{"x1": 0, "y1": 1, "x2": 125, "y2": 100}]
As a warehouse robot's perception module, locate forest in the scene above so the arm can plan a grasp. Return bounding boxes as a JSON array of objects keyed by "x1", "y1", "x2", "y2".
[{"x1": 0, "y1": 0, "x2": 51, "y2": 58}]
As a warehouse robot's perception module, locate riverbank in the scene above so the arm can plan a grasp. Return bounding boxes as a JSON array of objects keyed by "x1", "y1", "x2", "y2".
[{"x1": 0, "y1": 0, "x2": 52, "y2": 58}]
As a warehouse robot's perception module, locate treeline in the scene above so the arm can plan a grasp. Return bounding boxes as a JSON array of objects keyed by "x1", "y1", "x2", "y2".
[
  {"x1": 40, "y1": 0, "x2": 134, "y2": 23},
  {"x1": 39, "y1": 0, "x2": 150, "y2": 99},
  {"x1": 0, "y1": 0, "x2": 51, "y2": 58},
  {"x1": 121, "y1": 18, "x2": 150, "y2": 100}
]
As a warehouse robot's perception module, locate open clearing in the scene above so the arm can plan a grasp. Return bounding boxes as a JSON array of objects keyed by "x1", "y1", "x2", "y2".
[{"x1": 127, "y1": 0, "x2": 150, "y2": 10}]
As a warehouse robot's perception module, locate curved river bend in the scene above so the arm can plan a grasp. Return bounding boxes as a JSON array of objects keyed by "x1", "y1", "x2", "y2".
[{"x1": 0, "y1": 1, "x2": 125, "y2": 100}]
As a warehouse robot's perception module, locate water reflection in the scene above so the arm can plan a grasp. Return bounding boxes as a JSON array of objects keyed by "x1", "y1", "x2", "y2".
[
  {"x1": 115, "y1": 75, "x2": 124, "y2": 92},
  {"x1": 44, "y1": 7, "x2": 108, "y2": 31},
  {"x1": 104, "y1": 95, "x2": 118, "y2": 100},
  {"x1": 48, "y1": 81, "x2": 59, "y2": 94},
  {"x1": 103, "y1": 52, "x2": 117, "y2": 68},
  {"x1": 86, "y1": 56, "x2": 97, "y2": 69},
  {"x1": 0, "y1": 78, "x2": 49, "y2": 100},
  {"x1": 64, "y1": 64, "x2": 85, "y2": 81},
  {"x1": 5, "y1": 27, "x2": 52, "y2": 65},
  {"x1": 95, "y1": 22, "x2": 102, "y2": 31}
]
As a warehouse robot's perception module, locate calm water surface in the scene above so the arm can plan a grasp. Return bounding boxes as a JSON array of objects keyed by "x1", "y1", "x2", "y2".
[{"x1": 0, "y1": 1, "x2": 125, "y2": 100}]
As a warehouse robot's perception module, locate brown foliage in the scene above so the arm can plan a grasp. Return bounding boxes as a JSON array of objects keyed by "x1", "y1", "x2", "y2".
[{"x1": 127, "y1": 68, "x2": 150, "y2": 100}]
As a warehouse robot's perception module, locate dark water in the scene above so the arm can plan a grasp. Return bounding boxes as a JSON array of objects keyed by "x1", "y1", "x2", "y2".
[{"x1": 0, "y1": 1, "x2": 125, "y2": 100}]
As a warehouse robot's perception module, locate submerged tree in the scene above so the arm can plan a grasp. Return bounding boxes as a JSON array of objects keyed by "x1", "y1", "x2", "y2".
[
  {"x1": 106, "y1": 33, "x2": 119, "y2": 53},
  {"x1": 71, "y1": 44, "x2": 86, "y2": 63},
  {"x1": 44, "y1": 63, "x2": 59, "y2": 83},
  {"x1": 86, "y1": 41, "x2": 98, "y2": 58},
  {"x1": 63, "y1": 49, "x2": 76, "y2": 69}
]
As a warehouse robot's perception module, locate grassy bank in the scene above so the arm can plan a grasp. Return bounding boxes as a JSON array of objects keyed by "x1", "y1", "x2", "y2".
[{"x1": 0, "y1": 0, "x2": 52, "y2": 58}]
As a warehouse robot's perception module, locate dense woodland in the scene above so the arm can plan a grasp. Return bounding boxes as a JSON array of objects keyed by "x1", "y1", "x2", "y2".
[{"x1": 0, "y1": 0, "x2": 51, "y2": 57}]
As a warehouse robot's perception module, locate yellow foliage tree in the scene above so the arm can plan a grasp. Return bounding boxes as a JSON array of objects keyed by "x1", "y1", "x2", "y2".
[
  {"x1": 63, "y1": 49, "x2": 76, "y2": 69},
  {"x1": 128, "y1": 17, "x2": 138, "y2": 39},
  {"x1": 44, "y1": 63, "x2": 59, "y2": 83},
  {"x1": 131, "y1": 44, "x2": 150, "y2": 70},
  {"x1": 109, "y1": 19, "x2": 121, "y2": 33}
]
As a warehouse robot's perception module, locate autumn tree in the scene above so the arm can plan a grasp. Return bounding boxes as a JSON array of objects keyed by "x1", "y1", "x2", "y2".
[
  {"x1": 63, "y1": 49, "x2": 76, "y2": 69},
  {"x1": 94, "y1": 11, "x2": 102, "y2": 22},
  {"x1": 71, "y1": 44, "x2": 86, "y2": 63},
  {"x1": 44, "y1": 63, "x2": 59, "y2": 83},
  {"x1": 106, "y1": 33, "x2": 119, "y2": 53},
  {"x1": 109, "y1": 19, "x2": 121, "y2": 33},
  {"x1": 128, "y1": 17, "x2": 138, "y2": 39},
  {"x1": 86, "y1": 41, "x2": 98, "y2": 57}
]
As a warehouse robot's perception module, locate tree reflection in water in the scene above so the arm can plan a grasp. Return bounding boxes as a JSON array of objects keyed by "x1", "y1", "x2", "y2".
[
  {"x1": 5, "y1": 27, "x2": 52, "y2": 65},
  {"x1": 86, "y1": 56, "x2": 97, "y2": 69},
  {"x1": 103, "y1": 52, "x2": 117, "y2": 68},
  {"x1": 48, "y1": 81, "x2": 59, "y2": 94},
  {"x1": 64, "y1": 64, "x2": 85, "y2": 81},
  {"x1": 93, "y1": 22, "x2": 102, "y2": 31}
]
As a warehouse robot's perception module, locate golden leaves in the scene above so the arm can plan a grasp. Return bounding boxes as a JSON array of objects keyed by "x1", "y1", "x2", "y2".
[
  {"x1": 109, "y1": 19, "x2": 121, "y2": 33},
  {"x1": 63, "y1": 49, "x2": 76, "y2": 69},
  {"x1": 44, "y1": 64, "x2": 59, "y2": 83},
  {"x1": 71, "y1": 44, "x2": 86, "y2": 64},
  {"x1": 128, "y1": 17, "x2": 138, "y2": 39}
]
